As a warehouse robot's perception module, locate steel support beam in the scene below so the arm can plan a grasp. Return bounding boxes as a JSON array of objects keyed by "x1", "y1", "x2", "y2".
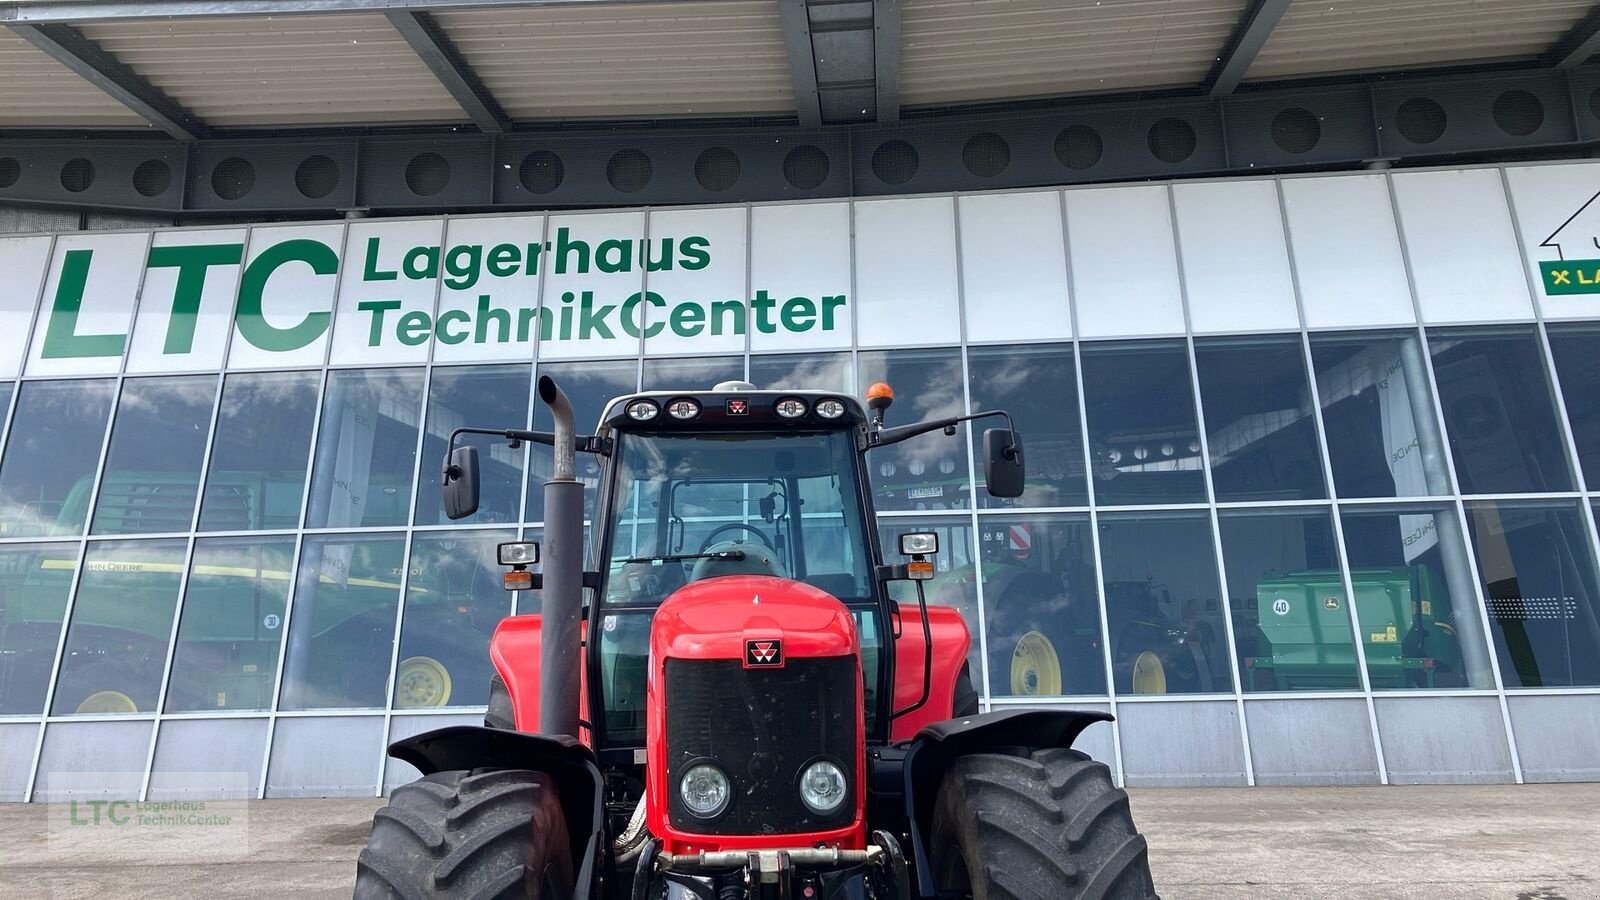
[
  {"x1": 384, "y1": 9, "x2": 508, "y2": 134},
  {"x1": 0, "y1": 0, "x2": 707, "y2": 24},
  {"x1": 777, "y1": 0, "x2": 821, "y2": 128},
  {"x1": 2, "y1": 65, "x2": 1593, "y2": 216},
  {"x1": 1548, "y1": 6, "x2": 1600, "y2": 68},
  {"x1": 7, "y1": 22, "x2": 207, "y2": 140},
  {"x1": 873, "y1": 0, "x2": 900, "y2": 124},
  {"x1": 1204, "y1": 0, "x2": 1292, "y2": 97}
]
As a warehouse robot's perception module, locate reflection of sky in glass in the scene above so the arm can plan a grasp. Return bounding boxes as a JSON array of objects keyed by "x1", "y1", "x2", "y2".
[{"x1": 0, "y1": 380, "x2": 115, "y2": 536}]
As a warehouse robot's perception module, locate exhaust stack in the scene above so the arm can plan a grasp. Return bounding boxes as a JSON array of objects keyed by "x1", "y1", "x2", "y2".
[{"x1": 538, "y1": 375, "x2": 583, "y2": 738}]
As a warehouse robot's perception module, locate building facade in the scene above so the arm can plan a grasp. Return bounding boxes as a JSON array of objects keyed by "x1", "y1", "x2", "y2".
[{"x1": 2, "y1": 159, "x2": 1600, "y2": 800}]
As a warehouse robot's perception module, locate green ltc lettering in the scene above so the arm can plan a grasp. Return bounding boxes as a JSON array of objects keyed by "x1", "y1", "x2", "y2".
[
  {"x1": 41, "y1": 249, "x2": 127, "y2": 359},
  {"x1": 147, "y1": 243, "x2": 245, "y2": 354},
  {"x1": 236, "y1": 239, "x2": 338, "y2": 352}
]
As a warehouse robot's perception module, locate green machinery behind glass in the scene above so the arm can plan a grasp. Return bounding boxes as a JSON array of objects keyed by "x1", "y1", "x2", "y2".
[{"x1": 1249, "y1": 566, "x2": 1466, "y2": 690}]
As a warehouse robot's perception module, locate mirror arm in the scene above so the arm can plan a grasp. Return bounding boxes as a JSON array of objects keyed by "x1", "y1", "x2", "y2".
[
  {"x1": 444, "y1": 427, "x2": 610, "y2": 486},
  {"x1": 869, "y1": 409, "x2": 1018, "y2": 453}
]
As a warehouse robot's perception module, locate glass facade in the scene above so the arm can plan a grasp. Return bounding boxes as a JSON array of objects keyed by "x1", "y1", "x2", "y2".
[
  {"x1": 10, "y1": 324, "x2": 1590, "y2": 794},
  {"x1": 3, "y1": 171, "x2": 1600, "y2": 800}
]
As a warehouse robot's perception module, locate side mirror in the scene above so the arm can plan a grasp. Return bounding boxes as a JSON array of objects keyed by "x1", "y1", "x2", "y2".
[
  {"x1": 442, "y1": 445, "x2": 480, "y2": 520},
  {"x1": 982, "y1": 428, "x2": 1025, "y2": 498}
]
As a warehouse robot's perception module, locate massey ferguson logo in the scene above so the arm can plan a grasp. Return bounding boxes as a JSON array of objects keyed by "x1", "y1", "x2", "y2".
[{"x1": 745, "y1": 639, "x2": 783, "y2": 668}]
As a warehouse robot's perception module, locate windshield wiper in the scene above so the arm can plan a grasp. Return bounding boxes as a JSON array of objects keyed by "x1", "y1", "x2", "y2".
[{"x1": 622, "y1": 550, "x2": 746, "y2": 565}]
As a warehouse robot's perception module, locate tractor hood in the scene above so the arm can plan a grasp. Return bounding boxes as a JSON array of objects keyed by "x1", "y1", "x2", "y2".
[{"x1": 651, "y1": 574, "x2": 858, "y2": 663}]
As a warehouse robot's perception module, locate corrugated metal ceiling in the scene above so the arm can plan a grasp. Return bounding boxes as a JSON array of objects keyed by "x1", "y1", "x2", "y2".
[
  {"x1": 0, "y1": 29, "x2": 147, "y2": 127},
  {"x1": 76, "y1": 14, "x2": 466, "y2": 127},
  {"x1": 433, "y1": 1, "x2": 793, "y2": 120},
  {"x1": 901, "y1": 0, "x2": 1250, "y2": 106},
  {"x1": 1249, "y1": 0, "x2": 1595, "y2": 80}
]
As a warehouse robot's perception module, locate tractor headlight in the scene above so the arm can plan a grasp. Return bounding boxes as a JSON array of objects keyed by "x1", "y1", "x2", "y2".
[
  {"x1": 626, "y1": 400, "x2": 659, "y2": 421},
  {"x1": 798, "y1": 759, "x2": 847, "y2": 816},
  {"x1": 814, "y1": 398, "x2": 846, "y2": 419},
  {"x1": 667, "y1": 398, "x2": 701, "y2": 420},
  {"x1": 775, "y1": 397, "x2": 808, "y2": 419},
  {"x1": 679, "y1": 763, "x2": 731, "y2": 819}
]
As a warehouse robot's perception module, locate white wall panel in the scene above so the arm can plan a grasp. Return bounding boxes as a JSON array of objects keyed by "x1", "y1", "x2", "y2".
[
  {"x1": 265, "y1": 716, "x2": 383, "y2": 798},
  {"x1": 227, "y1": 223, "x2": 345, "y2": 370},
  {"x1": 0, "y1": 235, "x2": 51, "y2": 379},
  {"x1": 34, "y1": 720, "x2": 153, "y2": 801},
  {"x1": 127, "y1": 228, "x2": 246, "y2": 374},
  {"x1": 433, "y1": 215, "x2": 545, "y2": 364},
  {"x1": 854, "y1": 198, "x2": 961, "y2": 347},
  {"x1": 644, "y1": 206, "x2": 747, "y2": 357},
  {"x1": 1391, "y1": 169, "x2": 1532, "y2": 323},
  {"x1": 27, "y1": 232, "x2": 149, "y2": 377},
  {"x1": 1066, "y1": 185, "x2": 1185, "y2": 338},
  {"x1": 749, "y1": 202, "x2": 852, "y2": 353},
  {"x1": 1374, "y1": 696, "x2": 1514, "y2": 784},
  {"x1": 1173, "y1": 180, "x2": 1300, "y2": 333},
  {"x1": 330, "y1": 220, "x2": 444, "y2": 366},
  {"x1": 536, "y1": 211, "x2": 646, "y2": 361},
  {"x1": 958, "y1": 191, "x2": 1071, "y2": 343},
  {"x1": 1504, "y1": 161, "x2": 1600, "y2": 321},
  {"x1": 1281, "y1": 174, "x2": 1414, "y2": 328}
]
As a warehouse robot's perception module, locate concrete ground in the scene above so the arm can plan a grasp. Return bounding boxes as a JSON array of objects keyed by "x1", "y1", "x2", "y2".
[{"x1": 0, "y1": 784, "x2": 1595, "y2": 899}]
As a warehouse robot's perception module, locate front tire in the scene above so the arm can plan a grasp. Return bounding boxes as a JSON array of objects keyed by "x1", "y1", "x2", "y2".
[
  {"x1": 929, "y1": 748, "x2": 1157, "y2": 900},
  {"x1": 354, "y1": 769, "x2": 572, "y2": 900}
]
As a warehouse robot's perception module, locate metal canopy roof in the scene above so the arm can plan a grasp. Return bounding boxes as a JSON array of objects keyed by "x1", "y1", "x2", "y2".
[{"x1": 1, "y1": 0, "x2": 1599, "y2": 137}]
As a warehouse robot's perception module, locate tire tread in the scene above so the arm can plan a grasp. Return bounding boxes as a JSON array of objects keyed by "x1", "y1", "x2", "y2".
[{"x1": 929, "y1": 748, "x2": 1158, "y2": 900}]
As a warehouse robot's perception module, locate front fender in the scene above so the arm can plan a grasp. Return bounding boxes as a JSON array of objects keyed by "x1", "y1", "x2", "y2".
[
  {"x1": 901, "y1": 709, "x2": 1113, "y2": 898},
  {"x1": 389, "y1": 725, "x2": 603, "y2": 900}
]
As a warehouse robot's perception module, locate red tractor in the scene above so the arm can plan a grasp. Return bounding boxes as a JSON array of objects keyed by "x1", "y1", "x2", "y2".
[{"x1": 354, "y1": 377, "x2": 1156, "y2": 900}]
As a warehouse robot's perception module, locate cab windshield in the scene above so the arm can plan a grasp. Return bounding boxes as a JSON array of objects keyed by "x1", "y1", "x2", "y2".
[{"x1": 602, "y1": 429, "x2": 873, "y2": 607}]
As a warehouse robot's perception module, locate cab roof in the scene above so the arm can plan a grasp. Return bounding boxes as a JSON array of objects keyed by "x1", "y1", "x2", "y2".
[{"x1": 598, "y1": 388, "x2": 869, "y2": 434}]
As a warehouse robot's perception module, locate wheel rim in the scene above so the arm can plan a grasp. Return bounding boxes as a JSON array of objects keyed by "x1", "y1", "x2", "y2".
[
  {"x1": 76, "y1": 690, "x2": 138, "y2": 714},
  {"x1": 1010, "y1": 630, "x2": 1062, "y2": 696},
  {"x1": 1131, "y1": 650, "x2": 1167, "y2": 694},
  {"x1": 394, "y1": 656, "x2": 452, "y2": 708}
]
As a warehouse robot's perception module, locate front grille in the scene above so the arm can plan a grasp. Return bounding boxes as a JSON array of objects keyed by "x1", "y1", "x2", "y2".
[{"x1": 664, "y1": 656, "x2": 857, "y2": 835}]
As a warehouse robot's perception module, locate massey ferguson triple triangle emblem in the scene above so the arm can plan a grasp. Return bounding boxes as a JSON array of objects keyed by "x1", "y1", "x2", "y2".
[{"x1": 745, "y1": 639, "x2": 783, "y2": 668}]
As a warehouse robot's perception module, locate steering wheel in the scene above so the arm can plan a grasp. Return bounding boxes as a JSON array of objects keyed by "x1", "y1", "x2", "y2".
[{"x1": 697, "y1": 523, "x2": 774, "y2": 553}]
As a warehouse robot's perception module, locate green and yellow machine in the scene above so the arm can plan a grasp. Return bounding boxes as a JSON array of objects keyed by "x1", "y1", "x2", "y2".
[
  {"x1": 0, "y1": 471, "x2": 491, "y2": 716},
  {"x1": 1248, "y1": 566, "x2": 1465, "y2": 690}
]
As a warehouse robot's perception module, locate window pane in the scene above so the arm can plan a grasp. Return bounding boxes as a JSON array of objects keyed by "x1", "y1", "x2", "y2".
[
  {"x1": 0, "y1": 542, "x2": 77, "y2": 714},
  {"x1": 1081, "y1": 343, "x2": 1206, "y2": 506},
  {"x1": 1311, "y1": 332, "x2": 1450, "y2": 499},
  {"x1": 1195, "y1": 336, "x2": 1327, "y2": 502},
  {"x1": 279, "y1": 533, "x2": 406, "y2": 710},
  {"x1": 1548, "y1": 325, "x2": 1600, "y2": 486},
  {"x1": 165, "y1": 536, "x2": 295, "y2": 712},
  {"x1": 749, "y1": 352, "x2": 851, "y2": 394},
  {"x1": 1098, "y1": 513, "x2": 1231, "y2": 694},
  {"x1": 92, "y1": 376, "x2": 217, "y2": 535},
  {"x1": 52, "y1": 539, "x2": 187, "y2": 714},
  {"x1": 980, "y1": 514, "x2": 1105, "y2": 697},
  {"x1": 394, "y1": 530, "x2": 515, "y2": 709},
  {"x1": 414, "y1": 366, "x2": 529, "y2": 527},
  {"x1": 1337, "y1": 506, "x2": 1496, "y2": 690},
  {"x1": 642, "y1": 356, "x2": 743, "y2": 391},
  {"x1": 527, "y1": 359, "x2": 636, "y2": 525},
  {"x1": 1465, "y1": 501, "x2": 1600, "y2": 688},
  {"x1": 859, "y1": 349, "x2": 970, "y2": 511},
  {"x1": 880, "y1": 516, "x2": 979, "y2": 685},
  {"x1": 1429, "y1": 328, "x2": 1573, "y2": 494},
  {"x1": 306, "y1": 369, "x2": 424, "y2": 529},
  {"x1": 1217, "y1": 509, "x2": 1359, "y2": 692},
  {"x1": 968, "y1": 345, "x2": 1087, "y2": 509},
  {"x1": 0, "y1": 379, "x2": 115, "y2": 536},
  {"x1": 199, "y1": 371, "x2": 319, "y2": 532}
]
